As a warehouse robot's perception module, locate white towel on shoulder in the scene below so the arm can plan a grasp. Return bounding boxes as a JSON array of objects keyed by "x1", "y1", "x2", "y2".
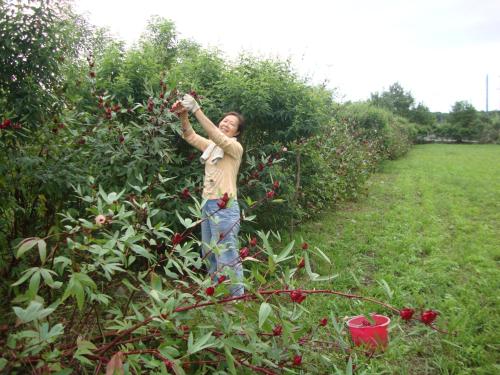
[{"x1": 200, "y1": 142, "x2": 224, "y2": 165}]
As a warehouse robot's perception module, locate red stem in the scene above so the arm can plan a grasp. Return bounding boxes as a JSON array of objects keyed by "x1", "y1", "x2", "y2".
[{"x1": 96, "y1": 288, "x2": 400, "y2": 355}]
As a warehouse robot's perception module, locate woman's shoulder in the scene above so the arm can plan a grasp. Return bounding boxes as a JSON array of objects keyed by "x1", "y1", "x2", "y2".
[{"x1": 234, "y1": 139, "x2": 243, "y2": 152}]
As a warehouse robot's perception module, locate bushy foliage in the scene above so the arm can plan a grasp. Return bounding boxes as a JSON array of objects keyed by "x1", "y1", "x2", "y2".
[
  {"x1": 445, "y1": 101, "x2": 482, "y2": 142},
  {"x1": 434, "y1": 101, "x2": 498, "y2": 143},
  {"x1": 334, "y1": 103, "x2": 415, "y2": 159},
  {"x1": 369, "y1": 82, "x2": 435, "y2": 139},
  {"x1": 478, "y1": 111, "x2": 500, "y2": 144}
]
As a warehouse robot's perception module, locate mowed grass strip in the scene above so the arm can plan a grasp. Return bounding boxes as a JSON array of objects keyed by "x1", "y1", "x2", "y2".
[{"x1": 294, "y1": 144, "x2": 500, "y2": 374}]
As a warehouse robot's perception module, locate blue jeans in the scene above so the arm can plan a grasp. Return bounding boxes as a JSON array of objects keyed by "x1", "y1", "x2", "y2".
[{"x1": 201, "y1": 199, "x2": 244, "y2": 296}]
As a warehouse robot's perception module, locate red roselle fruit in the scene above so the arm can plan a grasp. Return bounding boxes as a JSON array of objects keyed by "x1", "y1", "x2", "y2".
[
  {"x1": 171, "y1": 233, "x2": 183, "y2": 246},
  {"x1": 249, "y1": 237, "x2": 257, "y2": 247},
  {"x1": 1, "y1": 119, "x2": 11, "y2": 129},
  {"x1": 169, "y1": 101, "x2": 182, "y2": 113},
  {"x1": 217, "y1": 275, "x2": 227, "y2": 284},
  {"x1": 420, "y1": 309, "x2": 438, "y2": 325},
  {"x1": 400, "y1": 307, "x2": 415, "y2": 321},
  {"x1": 301, "y1": 242, "x2": 309, "y2": 250},
  {"x1": 266, "y1": 191, "x2": 275, "y2": 199},
  {"x1": 273, "y1": 180, "x2": 280, "y2": 189},
  {"x1": 118, "y1": 135, "x2": 125, "y2": 143},
  {"x1": 290, "y1": 290, "x2": 307, "y2": 304},
  {"x1": 258, "y1": 163, "x2": 265, "y2": 171},
  {"x1": 359, "y1": 318, "x2": 372, "y2": 327},
  {"x1": 297, "y1": 258, "x2": 305, "y2": 268},
  {"x1": 272, "y1": 325, "x2": 283, "y2": 336},
  {"x1": 217, "y1": 192, "x2": 230, "y2": 209},
  {"x1": 239, "y1": 246, "x2": 249, "y2": 259},
  {"x1": 293, "y1": 355, "x2": 302, "y2": 366},
  {"x1": 205, "y1": 286, "x2": 215, "y2": 296},
  {"x1": 319, "y1": 318, "x2": 328, "y2": 326},
  {"x1": 163, "y1": 360, "x2": 173, "y2": 370},
  {"x1": 181, "y1": 188, "x2": 190, "y2": 199},
  {"x1": 189, "y1": 90, "x2": 199, "y2": 99}
]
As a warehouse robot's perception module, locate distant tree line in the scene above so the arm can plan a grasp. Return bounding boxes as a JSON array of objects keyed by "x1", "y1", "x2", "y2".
[{"x1": 369, "y1": 83, "x2": 500, "y2": 144}]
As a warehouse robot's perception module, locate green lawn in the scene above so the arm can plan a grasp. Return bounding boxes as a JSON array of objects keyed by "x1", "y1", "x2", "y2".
[{"x1": 295, "y1": 144, "x2": 500, "y2": 374}]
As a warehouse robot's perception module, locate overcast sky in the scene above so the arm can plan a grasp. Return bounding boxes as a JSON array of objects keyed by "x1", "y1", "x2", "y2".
[{"x1": 74, "y1": 0, "x2": 500, "y2": 113}]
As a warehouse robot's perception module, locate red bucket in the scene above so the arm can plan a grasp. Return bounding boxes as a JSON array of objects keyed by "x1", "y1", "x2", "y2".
[{"x1": 346, "y1": 314, "x2": 390, "y2": 351}]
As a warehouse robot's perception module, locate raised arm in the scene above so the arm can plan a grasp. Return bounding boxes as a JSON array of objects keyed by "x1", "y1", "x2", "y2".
[
  {"x1": 179, "y1": 108, "x2": 210, "y2": 152},
  {"x1": 181, "y1": 95, "x2": 243, "y2": 159}
]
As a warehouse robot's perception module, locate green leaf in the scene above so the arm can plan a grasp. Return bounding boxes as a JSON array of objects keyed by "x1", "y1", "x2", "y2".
[
  {"x1": 38, "y1": 239, "x2": 47, "y2": 264},
  {"x1": 271, "y1": 199, "x2": 285, "y2": 204},
  {"x1": 267, "y1": 255, "x2": 275, "y2": 274},
  {"x1": 258, "y1": 302, "x2": 272, "y2": 329},
  {"x1": 304, "y1": 252, "x2": 319, "y2": 280},
  {"x1": 377, "y1": 279, "x2": 393, "y2": 300},
  {"x1": 276, "y1": 240, "x2": 295, "y2": 263},
  {"x1": 187, "y1": 332, "x2": 194, "y2": 353},
  {"x1": 74, "y1": 339, "x2": 97, "y2": 366},
  {"x1": 222, "y1": 338, "x2": 253, "y2": 354},
  {"x1": 224, "y1": 345, "x2": 237, "y2": 375},
  {"x1": 122, "y1": 278, "x2": 139, "y2": 292},
  {"x1": 40, "y1": 268, "x2": 58, "y2": 288},
  {"x1": 170, "y1": 361, "x2": 186, "y2": 375},
  {"x1": 13, "y1": 301, "x2": 55, "y2": 323},
  {"x1": 62, "y1": 273, "x2": 95, "y2": 310},
  {"x1": 28, "y1": 270, "x2": 41, "y2": 295},
  {"x1": 311, "y1": 274, "x2": 339, "y2": 282},
  {"x1": 187, "y1": 332, "x2": 214, "y2": 355},
  {"x1": 175, "y1": 210, "x2": 195, "y2": 228},
  {"x1": 16, "y1": 237, "x2": 39, "y2": 258},
  {"x1": 312, "y1": 246, "x2": 331, "y2": 265},
  {"x1": 12, "y1": 267, "x2": 38, "y2": 287},
  {"x1": 130, "y1": 244, "x2": 154, "y2": 260},
  {"x1": 346, "y1": 356, "x2": 353, "y2": 375},
  {"x1": 74, "y1": 272, "x2": 97, "y2": 289}
]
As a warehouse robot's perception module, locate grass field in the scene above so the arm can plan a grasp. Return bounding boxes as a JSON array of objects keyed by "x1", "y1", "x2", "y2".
[{"x1": 294, "y1": 144, "x2": 500, "y2": 374}]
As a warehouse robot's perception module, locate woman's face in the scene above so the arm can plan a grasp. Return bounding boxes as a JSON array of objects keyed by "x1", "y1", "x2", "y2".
[{"x1": 218, "y1": 115, "x2": 240, "y2": 137}]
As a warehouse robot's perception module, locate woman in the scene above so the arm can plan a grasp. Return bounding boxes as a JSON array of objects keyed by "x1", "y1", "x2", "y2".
[{"x1": 177, "y1": 94, "x2": 245, "y2": 297}]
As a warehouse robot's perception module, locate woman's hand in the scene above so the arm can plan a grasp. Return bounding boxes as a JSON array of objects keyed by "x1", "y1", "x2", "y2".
[
  {"x1": 171, "y1": 100, "x2": 188, "y2": 116},
  {"x1": 181, "y1": 94, "x2": 201, "y2": 114}
]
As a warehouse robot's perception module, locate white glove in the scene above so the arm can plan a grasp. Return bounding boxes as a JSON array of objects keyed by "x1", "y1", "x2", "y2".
[{"x1": 181, "y1": 94, "x2": 200, "y2": 114}]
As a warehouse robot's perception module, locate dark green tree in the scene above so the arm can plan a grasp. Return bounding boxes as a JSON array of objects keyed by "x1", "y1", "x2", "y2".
[
  {"x1": 370, "y1": 82, "x2": 415, "y2": 119},
  {"x1": 446, "y1": 101, "x2": 482, "y2": 142},
  {"x1": 409, "y1": 102, "x2": 436, "y2": 136},
  {"x1": 0, "y1": 0, "x2": 89, "y2": 127},
  {"x1": 139, "y1": 16, "x2": 178, "y2": 68}
]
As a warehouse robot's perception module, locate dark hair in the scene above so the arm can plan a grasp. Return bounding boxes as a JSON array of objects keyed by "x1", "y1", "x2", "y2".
[{"x1": 218, "y1": 112, "x2": 245, "y2": 139}]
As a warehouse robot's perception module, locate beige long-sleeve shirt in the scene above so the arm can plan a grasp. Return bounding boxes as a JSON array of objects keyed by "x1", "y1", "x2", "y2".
[{"x1": 182, "y1": 124, "x2": 243, "y2": 200}]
